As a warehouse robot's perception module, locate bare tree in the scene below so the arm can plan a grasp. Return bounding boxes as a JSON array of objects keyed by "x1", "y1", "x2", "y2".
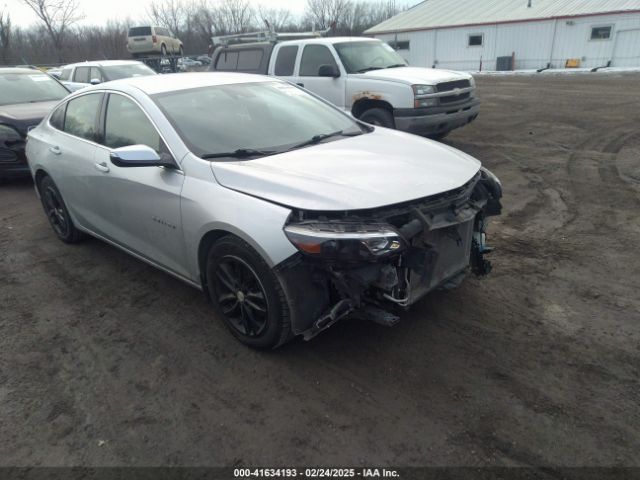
[
  {"x1": 148, "y1": 0, "x2": 192, "y2": 36},
  {"x1": 0, "y1": 11, "x2": 11, "y2": 64},
  {"x1": 218, "y1": 0, "x2": 254, "y2": 34},
  {"x1": 304, "y1": 0, "x2": 351, "y2": 30},
  {"x1": 257, "y1": 7, "x2": 291, "y2": 32},
  {"x1": 20, "y1": 0, "x2": 84, "y2": 62}
]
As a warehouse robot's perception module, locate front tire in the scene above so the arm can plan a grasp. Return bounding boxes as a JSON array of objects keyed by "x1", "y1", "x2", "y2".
[
  {"x1": 206, "y1": 236, "x2": 291, "y2": 349},
  {"x1": 38, "y1": 176, "x2": 85, "y2": 243},
  {"x1": 359, "y1": 108, "x2": 395, "y2": 128}
]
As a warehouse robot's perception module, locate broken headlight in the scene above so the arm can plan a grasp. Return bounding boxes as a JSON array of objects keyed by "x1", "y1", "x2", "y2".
[{"x1": 284, "y1": 222, "x2": 406, "y2": 262}]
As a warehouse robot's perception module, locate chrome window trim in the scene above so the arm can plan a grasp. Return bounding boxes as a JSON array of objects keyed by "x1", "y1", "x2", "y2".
[{"x1": 46, "y1": 88, "x2": 183, "y2": 173}]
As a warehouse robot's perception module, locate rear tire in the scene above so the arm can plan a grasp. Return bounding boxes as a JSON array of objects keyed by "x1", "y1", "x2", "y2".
[
  {"x1": 160, "y1": 44, "x2": 167, "y2": 56},
  {"x1": 206, "y1": 236, "x2": 292, "y2": 349},
  {"x1": 38, "y1": 176, "x2": 85, "y2": 244},
  {"x1": 359, "y1": 108, "x2": 395, "y2": 128}
]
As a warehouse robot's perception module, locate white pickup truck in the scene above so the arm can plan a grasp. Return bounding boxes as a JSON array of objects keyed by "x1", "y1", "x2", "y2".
[{"x1": 210, "y1": 36, "x2": 479, "y2": 138}]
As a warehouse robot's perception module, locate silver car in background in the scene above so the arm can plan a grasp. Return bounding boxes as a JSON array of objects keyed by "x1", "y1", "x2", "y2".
[{"x1": 26, "y1": 73, "x2": 502, "y2": 349}]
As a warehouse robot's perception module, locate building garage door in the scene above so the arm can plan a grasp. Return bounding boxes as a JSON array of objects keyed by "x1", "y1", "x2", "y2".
[{"x1": 612, "y1": 30, "x2": 640, "y2": 67}]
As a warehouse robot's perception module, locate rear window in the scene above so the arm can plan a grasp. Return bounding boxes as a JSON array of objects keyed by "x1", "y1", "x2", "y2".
[
  {"x1": 129, "y1": 27, "x2": 152, "y2": 37},
  {"x1": 275, "y1": 46, "x2": 298, "y2": 76}
]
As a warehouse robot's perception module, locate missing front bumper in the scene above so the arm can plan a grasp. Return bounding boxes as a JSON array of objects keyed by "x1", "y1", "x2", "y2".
[{"x1": 276, "y1": 169, "x2": 502, "y2": 341}]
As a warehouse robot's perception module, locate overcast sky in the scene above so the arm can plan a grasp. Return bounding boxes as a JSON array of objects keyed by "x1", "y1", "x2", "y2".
[{"x1": 4, "y1": 0, "x2": 407, "y2": 27}]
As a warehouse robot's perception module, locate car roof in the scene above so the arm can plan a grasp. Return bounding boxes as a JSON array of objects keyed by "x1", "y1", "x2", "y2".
[
  {"x1": 63, "y1": 60, "x2": 145, "y2": 69},
  {"x1": 100, "y1": 72, "x2": 276, "y2": 95}
]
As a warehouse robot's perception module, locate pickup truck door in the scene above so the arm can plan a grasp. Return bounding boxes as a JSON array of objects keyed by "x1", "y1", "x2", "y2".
[{"x1": 291, "y1": 44, "x2": 346, "y2": 110}]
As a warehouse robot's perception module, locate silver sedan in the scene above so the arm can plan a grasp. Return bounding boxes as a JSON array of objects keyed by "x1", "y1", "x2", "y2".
[{"x1": 26, "y1": 73, "x2": 502, "y2": 349}]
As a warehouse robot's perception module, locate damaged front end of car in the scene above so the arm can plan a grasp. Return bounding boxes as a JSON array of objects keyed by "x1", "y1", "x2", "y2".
[{"x1": 275, "y1": 168, "x2": 503, "y2": 340}]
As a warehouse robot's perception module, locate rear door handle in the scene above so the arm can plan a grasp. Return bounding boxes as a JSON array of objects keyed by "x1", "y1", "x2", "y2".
[
  {"x1": 49, "y1": 146, "x2": 61, "y2": 155},
  {"x1": 296, "y1": 83, "x2": 304, "y2": 88},
  {"x1": 94, "y1": 162, "x2": 110, "y2": 173}
]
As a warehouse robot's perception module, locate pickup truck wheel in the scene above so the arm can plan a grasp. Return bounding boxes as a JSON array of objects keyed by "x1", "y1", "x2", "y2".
[
  {"x1": 179, "y1": 46, "x2": 184, "y2": 57},
  {"x1": 360, "y1": 108, "x2": 395, "y2": 128},
  {"x1": 160, "y1": 44, "x2": 167, "y2": 56},
  {"x1": 38, "y1": 176, "x2": 85, "y2": 244},
  {"x1": 206, "y1": 236, "x2": 292, "y2": 349}
]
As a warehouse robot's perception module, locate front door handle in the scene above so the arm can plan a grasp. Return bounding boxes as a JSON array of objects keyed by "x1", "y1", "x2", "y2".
[
  {"x1": 296, "y1": 82, "x2": 304, "y2": 88},
  {"x1": 94, "y1": 162, "x2": 110, "y2": 173},
  {"x1": 49, "y1": 146, "x2": 61, "y2": 155}
]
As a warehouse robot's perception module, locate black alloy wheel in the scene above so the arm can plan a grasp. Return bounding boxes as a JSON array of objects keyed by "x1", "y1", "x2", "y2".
[
  {"x1": 206, "y1": 236, "x2": 291, "y2": 349},
  {"x1": 38, "y1": 176, "x2": 84, "y2": 243},
  {"x1": 214, "y1": 255, "x2": 269, "y2": 337}
]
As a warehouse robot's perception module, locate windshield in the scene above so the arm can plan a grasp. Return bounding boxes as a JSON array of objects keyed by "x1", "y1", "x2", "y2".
[
  {"x1": 334, "y1": 41, "x2": 407, "y2": 73},
  {"x1": 104, "y1": 64, "x2": 156, "y2": 80},
  {"x1": 153, "y1": 81, "x2": 364, "y2": 159},
  {"x1": 0, "y1": 71, "x2": 68, "y2": 106}
]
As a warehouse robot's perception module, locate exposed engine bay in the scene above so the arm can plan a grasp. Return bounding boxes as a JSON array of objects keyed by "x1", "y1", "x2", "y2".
[{"x1": 276, "y1": 168, "x2": 503, "y2": 340}]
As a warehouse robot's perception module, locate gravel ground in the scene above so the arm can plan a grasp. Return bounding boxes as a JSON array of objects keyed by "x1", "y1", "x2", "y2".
[{"x1": 1, "y1": 73, "x2": 639, "y2": 468}]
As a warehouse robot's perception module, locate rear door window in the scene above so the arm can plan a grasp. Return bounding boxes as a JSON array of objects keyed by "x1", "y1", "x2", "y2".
[
  {"x1": 216, "y1": 51, "x2": 239, "y2": 71},
  {"x1": 63, "y1": 93, "x2": 102, "y2": 141},
  {"x1": 300, "y1": 45, "x2": 338, "y2": 77},
  {"x1": 49, "y1": 104, "x2": 66, "y2": 130},
  {"x1": 274, "y1": 46, "x2": 298, "y2": 76},
  {"x1": 73, "y1": 67, "x2": 90, "y2": 83}
]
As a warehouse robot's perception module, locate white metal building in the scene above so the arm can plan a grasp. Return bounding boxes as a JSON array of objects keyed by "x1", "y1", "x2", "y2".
[{"x1": 364, "y1": 0, "x2": 640, "y2": 70}]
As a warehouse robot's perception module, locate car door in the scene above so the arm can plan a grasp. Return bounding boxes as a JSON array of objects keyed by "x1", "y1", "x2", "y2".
[
  {"x1": 293, "y1": 44, "x2": 346, "y2": 109},
  {"x1": 44, "y1": 92, "x2": 106, "y2": 231},
  {"x1": 92, "y1": 92, "x2": 188, "y2": 277}
]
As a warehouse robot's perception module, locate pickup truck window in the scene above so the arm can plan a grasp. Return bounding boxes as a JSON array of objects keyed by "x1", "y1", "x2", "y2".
[
  {"x1": 275, "y1": 46, "x2": 298, "y2": 76},
  {"x1": 334, "y1": 41, "x2": 407, "y2": 74},
  {"x1": 300, "y1": 45, "x2": 338, "y2": 77},
  {"x1": 237, "y1": 50, "x2": 264, "y2": 70},
  {"x1": 216, "y1": 51, "x2": 239, "y2": 71}
]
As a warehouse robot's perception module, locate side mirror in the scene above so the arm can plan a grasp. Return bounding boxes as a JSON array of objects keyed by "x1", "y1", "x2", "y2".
[
  {"x1": 110, "y1": 145, "x2": 174, "y2": 168},
  {"x1": 318, "y1": 64, "x2": 340, "y2": 78},
  {"x1": 90, "y1": 78, "x2": 102, "y2": 85}
]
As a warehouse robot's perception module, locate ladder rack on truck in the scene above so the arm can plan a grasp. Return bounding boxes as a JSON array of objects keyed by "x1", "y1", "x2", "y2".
[{"x1": 211, "y1": 24, "x2": 334, "y2": 48}]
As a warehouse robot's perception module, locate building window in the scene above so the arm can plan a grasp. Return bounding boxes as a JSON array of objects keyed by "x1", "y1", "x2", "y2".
[
  {"x1": 388, "y1": 40, "x2": 410, "y2": 50},
  {"x1": 591, "y1": 26, "x2": 612, "y2": 40},
  {"x1": 468, "y1": 34, "x2": 483, "y2": 47}
]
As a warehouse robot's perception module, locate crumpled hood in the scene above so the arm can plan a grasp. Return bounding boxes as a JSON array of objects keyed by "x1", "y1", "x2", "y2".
[
  {"x1": 0, "y1": 101, "x2": 59, "y2": 135},
  {"x1": 210, "y1": 129, "x2": 481, "y2": 211},
  {"x1": 356, "y1": 67, "x2": 472, "y2": 86}
]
